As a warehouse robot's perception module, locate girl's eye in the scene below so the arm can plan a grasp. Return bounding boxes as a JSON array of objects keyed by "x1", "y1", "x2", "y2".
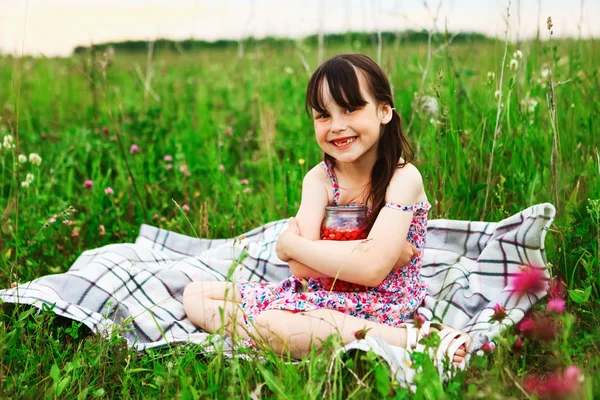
[
  {"x1": 345, "y1": 108, "x2": 357, "y2": 114},
  {"x1": 316, "y1": 113, "x2": 329, "y2": 120}
]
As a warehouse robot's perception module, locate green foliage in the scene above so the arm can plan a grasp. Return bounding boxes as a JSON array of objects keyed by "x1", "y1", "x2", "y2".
[{"x1": 0, "y1": 34, "x2": 599, "y2": 398}]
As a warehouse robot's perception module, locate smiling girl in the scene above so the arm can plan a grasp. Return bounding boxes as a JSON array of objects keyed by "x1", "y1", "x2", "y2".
[{"x1": 183, "y1": 53, "x2": 469, "y2": 365}]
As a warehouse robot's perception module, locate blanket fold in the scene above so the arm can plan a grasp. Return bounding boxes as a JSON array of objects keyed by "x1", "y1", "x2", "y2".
[{"x1": 0, "y1": 203, "x2": 555, "y2": 377}]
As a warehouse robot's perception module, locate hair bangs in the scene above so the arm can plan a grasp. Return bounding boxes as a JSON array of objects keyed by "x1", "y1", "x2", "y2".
[{"x1": 305, "y1": 57, "x2": 368, "y2": 116}]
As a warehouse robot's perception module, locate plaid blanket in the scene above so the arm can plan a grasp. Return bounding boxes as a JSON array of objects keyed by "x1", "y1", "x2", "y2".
[{"x1": 0, "y1": 203, "x2": 554, "y2": 365}]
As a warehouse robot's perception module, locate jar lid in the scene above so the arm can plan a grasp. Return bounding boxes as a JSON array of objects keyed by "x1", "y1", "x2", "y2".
[{"x1": 325, "y1": 204, "x2": 367, "y2": 212}]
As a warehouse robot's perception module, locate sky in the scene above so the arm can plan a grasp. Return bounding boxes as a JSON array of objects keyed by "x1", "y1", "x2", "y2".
[{"x1": 0, "y1": 0, "x2": 598, "y2": 57}]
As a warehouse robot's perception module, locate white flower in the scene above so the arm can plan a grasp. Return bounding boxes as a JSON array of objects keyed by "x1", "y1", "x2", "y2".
[
  {"x1": 541, "y1": 68, "x2": 550, "y2": 78},
  {"x1": 29, "y1": 153, "x2": 42, "y2": 165},
  {"x1": 494, "y1": 90, "x2": 502, "y2": 100},
  {"x1": 421, "y1": 96, "x2": 439, "y2": 115},
  {"x1": 487, "y1": 71, "x2": 496, "y2": 82},
  {"x1": 25, "y1": 173, "x2": 34, "y2": 184},
  {"x1": 509, "y1": 59, "x2": 519, "y2": 71},
  {"x1": 18, "y1": 154, "x2": 27, "y2": 163},
  {"x1": 3, "y1": 135, "x2": 15, "y2": 149},
  {"x1": 513, "y1": 50, "x2": 523, "y2": 60},
  {"x1": 520, "y1": 96, "x2": 539, "y2": 114},
  {"x1": 21, "y1": 181, "x2": 30, "y2": 188}
]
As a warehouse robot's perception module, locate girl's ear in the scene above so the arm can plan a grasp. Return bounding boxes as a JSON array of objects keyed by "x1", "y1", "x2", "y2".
[{"x1": 380, "y1": 103, "x2": 394, "y2": 125}]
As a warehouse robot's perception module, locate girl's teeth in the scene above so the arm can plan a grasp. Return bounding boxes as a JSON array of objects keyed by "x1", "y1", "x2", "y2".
[{"x1": 334, "y1": 137, "x2": 356, "y2": 147}]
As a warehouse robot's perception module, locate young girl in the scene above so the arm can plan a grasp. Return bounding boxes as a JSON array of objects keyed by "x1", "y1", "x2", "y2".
[{"x1": 183, "y1": 53, "x2": 469, "y2": 364}]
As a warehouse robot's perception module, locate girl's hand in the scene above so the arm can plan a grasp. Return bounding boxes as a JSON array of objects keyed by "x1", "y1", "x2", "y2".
[
  {"x1": 276, "y1": 217, "x2": 301, "y2": 262},
  {"x1": 392, "y1": 243, "x2": 420, "y2": 270}
]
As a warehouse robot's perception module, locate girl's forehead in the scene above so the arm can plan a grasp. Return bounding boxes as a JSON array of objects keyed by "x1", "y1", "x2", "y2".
[{"x1": 315, "y1": 70, "x2": 372, "y2": 110}]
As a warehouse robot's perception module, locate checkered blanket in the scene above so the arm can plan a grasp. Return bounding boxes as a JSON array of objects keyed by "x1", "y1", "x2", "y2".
[{"x1": 0, "y1": 203, "x2": 554, "y2": 360}]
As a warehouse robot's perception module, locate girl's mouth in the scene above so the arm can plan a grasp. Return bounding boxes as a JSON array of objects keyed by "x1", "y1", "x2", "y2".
[{"x1": 331, "y1": 137, "x2": 357, "y2": 149}]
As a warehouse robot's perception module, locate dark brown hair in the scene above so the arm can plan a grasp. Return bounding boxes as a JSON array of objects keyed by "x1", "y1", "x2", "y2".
[{"x1": 305, "y1": 53, "x2": 415, "y2": 232}]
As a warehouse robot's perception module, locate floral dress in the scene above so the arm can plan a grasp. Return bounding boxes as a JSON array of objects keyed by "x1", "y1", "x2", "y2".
[{"x1": 235, "y1": 160, "x2": 430, "y2": 333}]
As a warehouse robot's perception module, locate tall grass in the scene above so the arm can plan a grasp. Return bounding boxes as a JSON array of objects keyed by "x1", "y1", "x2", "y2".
[{"x1": 0, "y1": 35, "x2": 598, "y2": 398}]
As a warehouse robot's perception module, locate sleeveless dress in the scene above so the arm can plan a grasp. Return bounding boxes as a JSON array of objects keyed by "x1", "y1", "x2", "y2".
[{"x1": 235, "y1": 160, "x2": 430, "y2": 332}]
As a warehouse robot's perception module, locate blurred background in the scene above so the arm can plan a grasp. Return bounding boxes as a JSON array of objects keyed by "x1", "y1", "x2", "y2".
[{"x1": 1, "y1": 0, "x2": 598, "y2": 57}]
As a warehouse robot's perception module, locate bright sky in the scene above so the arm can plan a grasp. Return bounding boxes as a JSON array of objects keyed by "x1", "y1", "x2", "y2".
[{"x1": 0, "y1": 0, "x2": 598, "y2": 57}]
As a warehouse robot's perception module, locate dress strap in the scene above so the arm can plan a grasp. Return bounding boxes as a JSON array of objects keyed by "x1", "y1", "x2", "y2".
[
  {"x1": 384, "y1": 201, "x2": 431, "y2": 212},
  {"x1": 319, "y1": 160, "x2": 340, "y2": 206}
]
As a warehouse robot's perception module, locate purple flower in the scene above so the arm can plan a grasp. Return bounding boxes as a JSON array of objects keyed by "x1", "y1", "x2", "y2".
[
  {"x1": 164, "y1": 155, "x2": 173, "y2": 162},
  {"x1": 104, "y1": 187, "x2": 114, "y2": 195},
  {"x1": 481, "y1": 340, "x2": 495, "y2": 353},
  {"x1": 546, "y1": 298, "x2": 566, "y2": 314},
  {"x1": 84, "y1": 179, "x2": 93, "y2": 189},
  {"x1": 130, "y1": 144, "x2": 140, "y2": 154},
  {"x1": 511, "y1": 267, "x2": 546, "y2": 296},
  {"x1": 182, "y1": 204, "x2": 190, "y2": 212},
  {"x1": 240, "y1": 179, "x2": 249, "y2": 185},
  {"x1": 491, "y1": 303, "x2": 507, "y2": 322}
]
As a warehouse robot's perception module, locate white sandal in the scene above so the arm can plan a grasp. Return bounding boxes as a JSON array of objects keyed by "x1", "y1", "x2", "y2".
[{"x1": 404, "y1": 321, "x2": 472, "y2": 370}]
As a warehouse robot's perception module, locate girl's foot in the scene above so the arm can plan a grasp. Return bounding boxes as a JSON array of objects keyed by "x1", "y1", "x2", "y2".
[{"x1": 403, "y1": 321, "x2": 471, "y2": 367}]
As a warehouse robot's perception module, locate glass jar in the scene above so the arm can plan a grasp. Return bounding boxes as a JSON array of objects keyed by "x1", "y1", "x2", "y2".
[
  {"x1": 319, "y1": 204, "x2": 370, "y2": 292},
  {"x1": 320, "y1": 204, "x2": 368, "y2": 241}
]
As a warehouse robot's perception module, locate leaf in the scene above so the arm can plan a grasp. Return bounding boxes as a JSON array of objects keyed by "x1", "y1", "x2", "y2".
[
  {"x1": 374, "y1": 363, "x2": 391, "y2": 397},
  {"x1": 568, "y1": 286, "x2": 592, "y2": 304},
  {"x1": 56, "y1": 376, "x2": 71, "y2": 396},
  {"x1": 256, "y1": 364, "x2": 286, "y2": 397},
  {"x1": 50, "y1": 363, "x2": 59, "y2": 383}
]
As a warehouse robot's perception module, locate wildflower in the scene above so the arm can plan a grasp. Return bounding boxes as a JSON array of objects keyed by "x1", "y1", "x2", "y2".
[
  {"x1": 21, "y1": 181, "x2": 30, "y2": 188},
  {"x1": 3, "y1": 135, "x2": 15, "y2": 149},
  {"x1": 548, "y1": 278, "x2": 564, "y2": 299},
  {"x1": 224, "y1": 127, "x2": 233, "y2": 136},
  {"x1": 153, "y1": 213, "x2": 159, "y2": 220},
  {"x1": 63, "y1": 219, "x2": 74, "y2": 226},
  {"x1": 99, "y1": 224, "x2": 106, "y2": 236},
  {"x1": 511, "y1": 266, "x2": 546, "y2": 296},
  {"x1": 494, "y1": 90, "x2": 502, "y2": 100},
  {"x1": 71, "y1": 228, "x2": 80, "y2": 238},
  {"x1": 413, "y1": 313, "x2": 425, "y2": 329},
  {"x1": 510, "y1": 59, "x2": 519, "y2": 71},
  {"x1": 525, "y1": 365, "x2": 582, "y2": 399},
  {"x1": 511, "y1": 337, "x2": 524, "y2": 354},
  {"x1": 179, "y1": 165, "x2": 191, "y2": 177},
  {"x1": 481, "y1": 340, "x2": 495, "y2": 353},
  {"x1": 243, "y1": 187, "x2": 251, "y2": 193},
  {"x1": 84, "y1": 179, "x2": 93, "y2": 189},
  {"x1": 166, "y1": 164, "x2": 173, "y2": 170},
  {"x1": 513, "y1": 50, "x2": 523, "y2": 59},
  {"x1": 18, "y1": 154, "x2": 27, "y2": 163},
  {"x1": 546, "y1": 298, "x2": 565, "y2": 314},
  {"x1": 25, "y1": 173, "x2": 34, "y2": 184},
  {"x1": 298, "y1": 158, "x2": 306, "y2": 165},
  {"x1": 163, "y1": 155, "x2": 173, "y2": 162},
  {"x1": 541, "y1": 67, "x2": 550, "y2": 78},
  {"x1": 240, "y1": 179, "x2": 249, "y2": 185},
  {"x1": 491, "y1": 303, "x2": 507, "y2": 322},
  {"x1": 130, "y1": 144, "x2": 139, "y2": 154},
  {"x1": 421, "y1": 96, "x2": 439, "y2": 115},
  {"x1": 218, "y1": 164, "x2": 225, "y2": 172},
  {"x1": 284, "y1": 66, "x2": 293, "y2": 74},
  {"x1": 182, "y1": 204, "x2": 190, "y2": 212},
  {"x1": 29, "y1": 153, "x2": 42, "y2": 165},
  {"x1": 518, "y1": 317, "x2": 537, "y2": 337},
  {"x1": 104, "y1": 187, "x2": 114, "y2": 195},
  {"x1": 11, "y1": 281, "x2": 18, "y2": 288},
  {"x1": 487, "y1": 71, "x2": 495, "y2": 82}
]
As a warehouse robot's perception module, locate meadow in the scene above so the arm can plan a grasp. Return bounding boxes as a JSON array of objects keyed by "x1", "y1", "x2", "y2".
[{"x1": 0, "y1": 31, "x2": 599, "y2": 398}]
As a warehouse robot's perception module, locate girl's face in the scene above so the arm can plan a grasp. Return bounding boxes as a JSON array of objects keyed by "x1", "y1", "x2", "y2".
[{"x1": 311, "y1": 70, "x2": 393, "y2": 165}]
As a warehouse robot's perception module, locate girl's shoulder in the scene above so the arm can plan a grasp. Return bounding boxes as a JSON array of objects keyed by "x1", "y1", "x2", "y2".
[{"x1": 388, "y1": 162, "x2": 428, "y2": 204}]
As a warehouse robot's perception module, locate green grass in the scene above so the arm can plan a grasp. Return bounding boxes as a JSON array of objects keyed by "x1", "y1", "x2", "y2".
[{"x1": 0, "y1": 35, "x2": 599, "y2": 398}]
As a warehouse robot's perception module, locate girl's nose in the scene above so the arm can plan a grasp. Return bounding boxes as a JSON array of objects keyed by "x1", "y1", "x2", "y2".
[{"x1": 330, "y1": 116, "x2": 347, "y2": 133}]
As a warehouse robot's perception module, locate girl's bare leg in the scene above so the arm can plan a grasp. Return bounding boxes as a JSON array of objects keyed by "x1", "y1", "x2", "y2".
[
  {"x1": 182, "y1": 281, "x2": 248, "y2": 338},
  {"x1": 253, "y1": 308, "x2": 466, "y2": 362}
]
